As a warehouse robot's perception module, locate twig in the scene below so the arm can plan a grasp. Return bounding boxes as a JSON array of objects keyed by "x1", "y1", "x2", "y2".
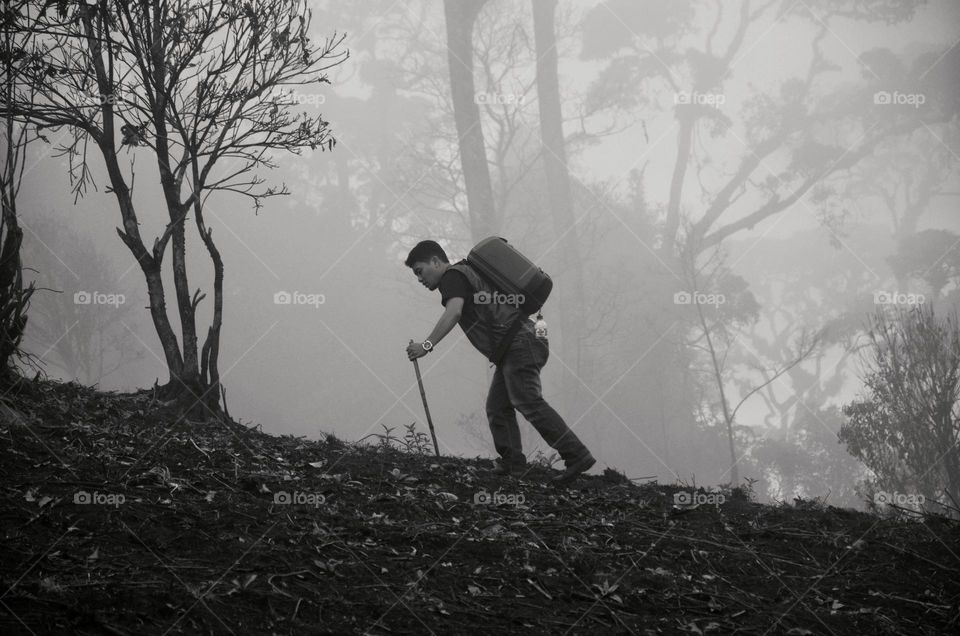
[{"x1": 190, "y1": 437, "x2": 211, "y2": 459}]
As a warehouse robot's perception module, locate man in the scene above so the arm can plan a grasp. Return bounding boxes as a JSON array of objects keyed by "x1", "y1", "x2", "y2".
[{"x1": 404, "y1": 239, "x2": 596, "y2": 485}]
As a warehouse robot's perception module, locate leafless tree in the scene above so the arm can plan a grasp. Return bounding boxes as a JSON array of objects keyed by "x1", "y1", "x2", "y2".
[{"x1": 2, "y1": 0, "x2": 346, "y2": 413}]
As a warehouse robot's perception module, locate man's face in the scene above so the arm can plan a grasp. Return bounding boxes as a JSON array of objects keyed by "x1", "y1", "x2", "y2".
[{"x1": 411, "y1": 257, "x2": 443, "y2": 291}]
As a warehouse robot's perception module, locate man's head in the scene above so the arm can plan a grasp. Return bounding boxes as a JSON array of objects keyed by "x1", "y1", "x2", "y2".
[{"x1": 405, "y1": 240, "x2": 450, "y2": 291}]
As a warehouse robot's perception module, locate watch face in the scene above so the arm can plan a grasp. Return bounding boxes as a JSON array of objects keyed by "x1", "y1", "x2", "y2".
[{"x1": 422, "y1": 341, "x2": 433, "y2": 350}]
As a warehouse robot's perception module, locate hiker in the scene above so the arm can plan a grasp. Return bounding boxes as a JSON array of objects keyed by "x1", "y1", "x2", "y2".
[{"x1": 404, "y1": 239, "x2": 596, "y2": 485}]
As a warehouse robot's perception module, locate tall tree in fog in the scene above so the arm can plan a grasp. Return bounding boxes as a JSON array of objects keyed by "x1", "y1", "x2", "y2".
[
  {"x1": 888, "y1": 229, "x2": 960, "y2": 303},
  {"x1": 676, "y1": 242, "x2": 821, "y2": 484},
  {"x1": 3, "y1": 1, "x2": 345, "y2": 413},
  {"x1": 532, "y1": 0, "x2": 587, "y2": 385},
  {"x1": 21, "y1": 212, "x2": 145, "y2": 386},
  {"x1": 842, "y1": 126, "x2": 959, "y2": 249},
  {"x1": 581, "y1": 0, "x2": 957, "y2": 256},
  {"x1": 443, "y1": 0, "x2": 497, "y2": 241},
  {"x1": 581, "y1": 0, "x2": 958, "y2": 486},
  {"x1": 729, "y1": 229, "x2": 883, "y2": 503}
]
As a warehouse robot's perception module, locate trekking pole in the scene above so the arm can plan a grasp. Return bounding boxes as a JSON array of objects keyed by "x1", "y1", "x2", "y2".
[{"x1": 410, "y1": 339, "x2": 440, "y2": 458}]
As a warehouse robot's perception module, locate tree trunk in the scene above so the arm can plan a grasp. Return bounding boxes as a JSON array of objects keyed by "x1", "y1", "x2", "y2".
[
  {"x1": 532, "y1": 0, "x2": 588, "y2": 419},
  {"x1": 0, "y1": 211, "x2": 28, "y2": 374},
  {"x1": 103, "y1": 149, "x2": 184, "y2": 387},
  {"x1": 147, "y1": 2, "x2": 200, "y2": 394},
  {"x1": 443, "y1": 0, "x2": 496, "y2": 241},
  {"x1": 663, "y1": 111, "x2": 695, "y2": 252},
  {"x1": 82, "y1": 6, "x2": 187, "y2": 397},
  {"x1": 695, "y1": 293, "x2": 739, "y2": 485},
  {"x1": 193, "y1": 159, "x2": 224, "y2": 416}
]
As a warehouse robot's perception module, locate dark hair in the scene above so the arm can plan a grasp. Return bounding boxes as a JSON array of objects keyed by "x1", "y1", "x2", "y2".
[{"x1": 404, "y1": 240, "x2": 449, "y2": 267}]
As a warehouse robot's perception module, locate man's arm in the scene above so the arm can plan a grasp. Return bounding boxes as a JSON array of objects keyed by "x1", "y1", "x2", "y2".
[
  {"x1": 407, "y1": 297, "x2": 463, "y2": 360},
  {"x1": 426, "y1": 297, "x2": 463, "y2": 346}
]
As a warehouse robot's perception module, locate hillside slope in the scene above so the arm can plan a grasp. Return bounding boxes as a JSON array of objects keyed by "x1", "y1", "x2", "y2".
[{"x1": 1, "y1": 378, "x2": 957, "y2": 635}]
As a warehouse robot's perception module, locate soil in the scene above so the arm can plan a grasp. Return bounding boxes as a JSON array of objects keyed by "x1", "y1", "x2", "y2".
[{"x1": 1, "y1": 378, "x2": 957, "y2": 635}]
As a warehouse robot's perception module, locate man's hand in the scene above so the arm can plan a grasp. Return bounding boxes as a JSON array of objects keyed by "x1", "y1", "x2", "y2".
[
  {"x1": 407, "y1": 341, "x2": 429, "y2": 361},
  {"x1": 407, "y1": 299, "x2": 460, "y2": 362}
]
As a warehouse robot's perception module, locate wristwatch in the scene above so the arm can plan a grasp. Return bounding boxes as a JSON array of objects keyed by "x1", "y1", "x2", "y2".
[{"x1": 421, "y1": 340, "x2": 433, "y2": 352}]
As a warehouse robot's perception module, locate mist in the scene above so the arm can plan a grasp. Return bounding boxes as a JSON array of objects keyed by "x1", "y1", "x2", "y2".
[{"x1": 14, "y1": 0, "x2": 960, "y2": 511}]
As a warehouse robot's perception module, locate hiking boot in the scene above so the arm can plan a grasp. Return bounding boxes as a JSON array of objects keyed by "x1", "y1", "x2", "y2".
[
  {"x1": 490, "y1": 459, "x2": 525, "y2": 477},
  {"x1": 550, "y1": 453, "x2": 596, "y2": 486}
]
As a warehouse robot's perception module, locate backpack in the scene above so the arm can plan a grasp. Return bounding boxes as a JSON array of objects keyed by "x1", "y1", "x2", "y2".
[
  {"x1": 467, "y1": 237, "x2": 552, "y2": 315},
  {"x1": 448, "y1": 237, "x2": 552, "y2": 365}
]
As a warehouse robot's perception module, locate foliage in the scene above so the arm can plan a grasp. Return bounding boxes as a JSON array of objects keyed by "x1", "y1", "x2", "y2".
[
  {"x1": 751, "y1": 406, "x2": 867, "y2": 508},
  {"x1": 360, "y1": 422, "x2": 434, "y2": 455},
  {"x1": 887, "y1": 229, "x2": 960, "y2": 298},
  {"x1": 840, "y1": 305, "x2": 960, "y2": 512}
]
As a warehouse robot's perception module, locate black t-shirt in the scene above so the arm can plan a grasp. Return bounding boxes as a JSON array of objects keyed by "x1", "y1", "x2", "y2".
[{"x1": 439, "y1": 269, "x2": 481, "y2": 333}]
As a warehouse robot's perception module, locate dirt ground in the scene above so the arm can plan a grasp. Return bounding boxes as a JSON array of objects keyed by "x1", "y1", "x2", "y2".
[{"x1": 1, "y1": 378, "x2": 957, "y2": 635}]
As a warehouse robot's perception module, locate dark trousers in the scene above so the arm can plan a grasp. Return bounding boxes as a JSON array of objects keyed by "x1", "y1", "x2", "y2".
[{"x1": 486, "y1": 329, "x2": 591, "y2": 467}]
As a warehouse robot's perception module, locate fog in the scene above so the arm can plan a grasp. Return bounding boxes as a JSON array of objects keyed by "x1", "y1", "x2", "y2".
[{"x1": 15, "y1": 0, "x2": 960, "y2": 509}]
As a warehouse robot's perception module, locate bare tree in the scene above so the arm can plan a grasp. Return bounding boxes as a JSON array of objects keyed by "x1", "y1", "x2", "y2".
[{"x1": 3, "y1": 0, "x2": 346, "y2": 413}]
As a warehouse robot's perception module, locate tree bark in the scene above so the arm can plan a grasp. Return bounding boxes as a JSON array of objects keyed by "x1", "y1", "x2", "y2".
[
  {"x1": 532, "y1": 0, "x2": 588, "y2": 412},
  {"x1": 193, "y1": 158, "x2": 224, "y2": 414},
  {"x1": 694, "y1": 283, "x2": 738, "y2": 486},
  {"x1": 443, "y1": 0, "x2": 496, "y2": 241},
  {"x1": 663, "y1": 111, "x2": 695, "y2": 251},
  {"x1": 145, "y1": 3, "x2": 199, "y2": 392},
  {"x1": 101, "y1": 151, "x2": 184, "y2": 387},
  {"x1": 80, "y1": 4, "x2": 187, "y2": 392}
]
